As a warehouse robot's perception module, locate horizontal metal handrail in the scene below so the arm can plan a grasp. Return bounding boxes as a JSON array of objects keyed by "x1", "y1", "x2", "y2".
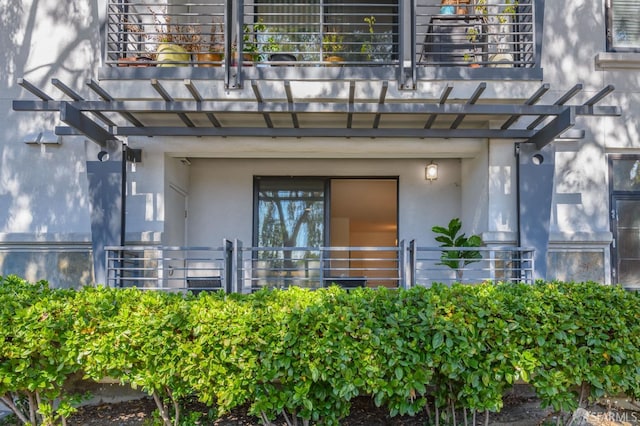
[
  {"x1": 416, "y1": 1, "x2": 536, "y2": 67},
  {"x1": 105, "y1": 244, "x2": 231, "y2": 292},
  {"x1": 105, "y1": 242, "x2": 535, "y2": 292},
  {"x1": 237, "y1": 245, "x2": 402, "y2": 291},
  {"x1": 105, "y1": 0, "x2": 537, "y2": 70},
  {"x1": 411, "y1": 245, "x2": 535, "y2": 285}
]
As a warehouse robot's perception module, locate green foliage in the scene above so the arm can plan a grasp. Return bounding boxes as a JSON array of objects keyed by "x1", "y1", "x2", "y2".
[
  {"x1": 3, "y1": 277, "x2": 640, "y2": 424},
  {"x1": 432, "y1": 218, "x2": 483, "y2": 279},
  {"x1": 0, "y1": 275, "x2": 85, "y2": 425},
  {"x1": 360, "y1": 16, "x2": 376, "y2": 60},
  {"x1": 74, "y1": 286, "x2": 192, "y2": 426}
]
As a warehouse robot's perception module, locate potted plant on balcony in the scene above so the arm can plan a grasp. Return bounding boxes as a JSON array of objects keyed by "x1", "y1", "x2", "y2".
[
  {"x1": 231, "y1": 19, "x2": 267, "y2": 66},
  {"x1": 118, "y1": 20, "x2": 155, "y2": 67},
  {"x1": 150, "y1": 7, "x2": 196, "y2": 67},
  {"x1": 440, "y1": 0, "x2": 471, "y2": 15},
  {"x1": 263, "y1": 32, "x2": 297, "y2": 65},
  {"x1": 473, "y1": 0, "x2": 517, "y2": 67},
  {"x1": 360, "y1": 16, "x2": 376, "y2": 61},
  {"x1": 195, "y1": 19, "x2": 224, "y2": 67},
  {"x1": 432, "y1": 218, "x2": 483, "y2": 282},
  {"x1": 322, "y1": 28, "x2": 345, "y2": 65}
]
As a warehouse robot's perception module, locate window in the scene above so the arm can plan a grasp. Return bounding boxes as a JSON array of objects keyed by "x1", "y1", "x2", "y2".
[{"x1": 607, "y1": 0, "x2": 640, "y2": 51}]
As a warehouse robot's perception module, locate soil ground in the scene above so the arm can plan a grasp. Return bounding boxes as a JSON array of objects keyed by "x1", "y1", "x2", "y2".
[
  {"x1": 2, "y1": 388, "x2": 639, "y2": 425},
  {"x1": 63, "y1": 392, "x2": 640, "y2": 426}
]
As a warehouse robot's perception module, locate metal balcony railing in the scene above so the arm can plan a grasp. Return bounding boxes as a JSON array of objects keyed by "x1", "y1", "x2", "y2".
[
  {"x1": 105, "y1": 0, "x2": 537, "y2": 70},
  {"x1": 416, "y1": 1, "x2": 536, "y2": 67},
  {"x1": 409, "y1": 243, "x2": 535, "y2": 286},
  {"x1": 235, "y1": 243, "x2": 406, "y2": 292},
  {"x1": 105, "y1": 243, "x2": 233, "y2": 292},
  {"x1": 105, "y1": 241, "x2": 534, "y2": 292}
]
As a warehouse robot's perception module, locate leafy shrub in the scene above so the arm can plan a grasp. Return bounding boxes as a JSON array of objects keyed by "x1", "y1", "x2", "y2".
[
  {"x1": 2, "y1": 277, "x2": 640, "y2": 425},
  {"x1": 0, "y1": 275, "x2": 84, "y2": 425}
]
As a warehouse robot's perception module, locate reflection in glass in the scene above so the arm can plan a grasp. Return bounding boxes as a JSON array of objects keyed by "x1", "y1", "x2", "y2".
[
  {"x1": 616, "y1": 199, "x2": 640, "y2": 286},
  {"x1": 255, "y1": 178, "x2": 325, "y2": 289},
  {"x1": 612, "y1": 159, "x2": 640, "y2": 191}
]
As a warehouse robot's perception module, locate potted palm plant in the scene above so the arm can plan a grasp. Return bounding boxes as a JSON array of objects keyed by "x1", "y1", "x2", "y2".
[{"x1": 432, "y1": 218, "x2": 483, "y2": 282}]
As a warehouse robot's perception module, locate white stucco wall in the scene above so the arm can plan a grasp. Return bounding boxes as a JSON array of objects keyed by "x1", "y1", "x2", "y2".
[
  {"x1": 184, "y1": 158, "x2": 462, "y2": 248},
  {"x1": 1, "y1": 0, "x2": 102, "y2": 237},
  {"x1": 0, "y1": 0, "x2": 103, "y2": 285}
]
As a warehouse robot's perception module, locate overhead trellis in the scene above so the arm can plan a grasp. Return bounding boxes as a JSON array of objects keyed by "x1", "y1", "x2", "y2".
[{"x1": 13, "y1": 78, "x2": 619, "y2": 149}]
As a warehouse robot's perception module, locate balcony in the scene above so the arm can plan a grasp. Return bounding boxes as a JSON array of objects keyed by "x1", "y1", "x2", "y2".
[
  {"x1": 105, "y1": 241, "x2": 534, "y2": 292},
  {"x1": 104, "y1": 0, "x2": 541, "y2": 85}
]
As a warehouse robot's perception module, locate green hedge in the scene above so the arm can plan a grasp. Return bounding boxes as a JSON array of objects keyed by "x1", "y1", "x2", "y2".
[{"x1": 1, "y1": 275, "x2": 640, "y2": 425}]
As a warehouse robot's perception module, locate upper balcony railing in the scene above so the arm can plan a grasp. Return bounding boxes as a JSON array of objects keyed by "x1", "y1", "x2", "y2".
[{"x1": 105, "y1": 0, "x2": 540, "y2": 83}]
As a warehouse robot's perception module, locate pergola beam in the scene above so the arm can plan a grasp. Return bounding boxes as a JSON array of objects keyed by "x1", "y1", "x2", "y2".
[
  {"x1": 527, "y1": 107, "x2": 575, "y2": 149},
  {"x1": 13, "y1": 100, "x2": 618, "y2": 116},
  {"x1": 372, "y1": 81, "x2": 388, "y2": 129},
  {"x1": 501, "y1": 83, "x2": 550, "y2": 129},
  {"x1": 86, "y1": 79, "x2": 144, "y2": 127},
  {"x1": 424, "y1": 83, "x2": 453, "y2": 129},
  {"x1": 115, "y1": 126, "x2": 536, "y2": 139},
  {"x1": 252, "y1": 81, "x2": 273, "y2": 128},
  {"x1": 284, "y1": 81, "x2": 299, "y2": 129},
  {"x1": 59, "y1": 102, "x2": 117, "y2": 147},
  {"x1": 451, "y1": 82, "x2": 486, "y2": 129},
  {"x1": 13, "y1": 78, "x2": 620, "y2": 144}
]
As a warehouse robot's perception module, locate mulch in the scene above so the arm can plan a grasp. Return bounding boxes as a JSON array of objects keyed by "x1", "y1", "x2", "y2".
[
  {"x1": 3, "y1": 391, "x2": 637, "y2": 425},
  {"x1": 63, "y1": 393, "x2": 552, "y2": 426}
]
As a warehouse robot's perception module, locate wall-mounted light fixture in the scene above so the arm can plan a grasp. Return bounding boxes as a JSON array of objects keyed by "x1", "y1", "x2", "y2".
[
  {"x1": 97, "y1": 151, "x2": 110, "y2": 162},
  {"x1": 425, "y1": 161, "x2": 439, "y2": 182}
]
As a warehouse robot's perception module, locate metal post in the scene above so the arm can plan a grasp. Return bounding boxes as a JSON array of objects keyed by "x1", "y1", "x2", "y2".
[
  {"x1": 224, "y1": 239, "x2": 233, "y2": 293},
  {"x1": 408, "y1": 240, "x2": 416, "y2": 287},
  {"x1": 398, "y1": 240, "x2": 407, "y2": 289}
]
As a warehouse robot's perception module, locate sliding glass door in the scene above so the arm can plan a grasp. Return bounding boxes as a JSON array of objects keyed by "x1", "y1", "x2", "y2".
[{"x1": 254, "y1": 177, "x2": 398, "y2": 289}]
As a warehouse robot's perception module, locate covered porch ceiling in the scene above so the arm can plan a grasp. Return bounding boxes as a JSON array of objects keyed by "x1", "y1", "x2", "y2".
[{"x1": 13, "y1": 78, "x2": 620, "y2": 149}]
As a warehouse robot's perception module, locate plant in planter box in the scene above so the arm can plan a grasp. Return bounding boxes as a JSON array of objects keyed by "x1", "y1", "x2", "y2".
[
  {"x1": 322, "y1": 28, "x2": 345, "y2": 64},
  {"x1": 119, "y1": 20, "x2": 155, "y2": 66},
  {"x1": 432, "y1": 218, "x2": 483, "y2": 281},
  {"x1": 195, "y1": 18, "x2": 224, "y2": 67},
  {"x1": 150, "y1": 7, "x2": 198, "y2": 67},
  {"x1": 360, "y1": 16, "x2": 377, "y2": 61},
  {"x1": 230, "y1": 19, "x2": 267, "y2": 65},
  {"x1": 473, "y1": 0, "x2": 518, "y2": 66},
  {"x1": 262, "y1": 31, "x2": 298, "y2": 63}
]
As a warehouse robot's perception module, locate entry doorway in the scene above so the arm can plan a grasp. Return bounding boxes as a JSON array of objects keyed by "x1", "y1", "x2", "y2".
[
  {"x1": 330, "y1": 179, "x2": 398, "y2": 287},
  {"x1": 609, "y1": 155, "x2": 640, "y2": 288},
  {"x1": 254, "y1": 177, "x2": 399, "y2": 288}
]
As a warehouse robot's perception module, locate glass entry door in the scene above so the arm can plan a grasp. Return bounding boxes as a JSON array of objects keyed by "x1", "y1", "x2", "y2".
[
  {"x1": 254, "y1": 177, "x2": 326, "y2": 289},
  {"x1": 329, "y1": 179, "x2": 398, "y2": 287},
  {"x1": 610, "y1": 156, "x2": 640, "y2": 288},
  {"x1": 612, "y1": 197, "x2": 640, "y2": 287},
  {"x1": 254, "y1": 177, "x2": 399, "y2": 289}
]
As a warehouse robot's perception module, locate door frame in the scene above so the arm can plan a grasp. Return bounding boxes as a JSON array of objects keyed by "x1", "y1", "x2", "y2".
[{"x1": 608, "y1": 154, "x2": 640, "y2": 285}]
